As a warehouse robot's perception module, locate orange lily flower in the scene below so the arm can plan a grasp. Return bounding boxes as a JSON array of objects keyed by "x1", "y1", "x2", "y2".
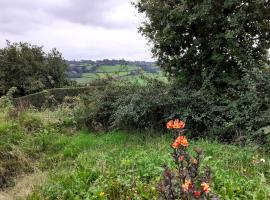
[
  {"x1": 172, "y1": 135, "x2": 189, "y2": 148},
  {"x1": 201, "y1": 182, "x2": 211, "y2": 194},
  {"x1": 182, "y1": 179, "x2": 192, "y2": 192},
  {"x1": 166, "y1": 119, "x2": 185, "y2": 129},
  {"x1": 166, "y1": 120, "x2": 174, "y2": 129},
  {"x1": 173, "y1": 119, "x2": 185, "y2": 129}
]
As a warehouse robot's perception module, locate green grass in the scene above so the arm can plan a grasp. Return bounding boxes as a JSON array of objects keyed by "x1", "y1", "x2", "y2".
[
  {"x1": 79, "y1": 63, "x2": 93, "y2": 67},
  {"x1": 72, "y1": 71, "x2": 132, "y2": 84},
  {"x1": 26, "y1": 131, "x2": 270, "y2": 200},
  {"x1": 0, "y1": 108, "x2": 269, "y2": 200},
  {"x1": 72, "y1": 73, "x2": 99, "y2": 84},
  {"x1": 71, "y1": 64, "x2": 165, "y2": 84},
  {"x1": 97, "y1": 65, "x2": 140, "y2": 73}
]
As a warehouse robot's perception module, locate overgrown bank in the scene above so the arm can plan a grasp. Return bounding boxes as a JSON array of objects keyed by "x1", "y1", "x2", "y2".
[{"x1": 0, "y1": 97, "x2": 269, "y2": 199}]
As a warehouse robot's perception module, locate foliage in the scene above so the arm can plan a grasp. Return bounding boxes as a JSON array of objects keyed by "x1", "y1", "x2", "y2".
[
  {"x1": 80, "y1": 75, "x2": 270, "y2": 150},
  {"x1": 0, "y1": 41, "x2": 69, "y2": 96},
  {"x1": 80, "y1": 78, "x2": 166, "y2": 131},
  {"x1": 0, "y1": 107, "x2": 269, "y2": 199},
  {"x1": 0, "y1": 87, "x2": 17, "y2": 110},
  {"x1": 135, "y1": 0, "x2": 270, "y2": 92}
]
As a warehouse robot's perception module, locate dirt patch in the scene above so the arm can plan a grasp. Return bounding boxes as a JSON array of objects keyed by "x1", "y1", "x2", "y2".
[{"x1": 0, "y1": 172, "x2": 47, "y2": 200}]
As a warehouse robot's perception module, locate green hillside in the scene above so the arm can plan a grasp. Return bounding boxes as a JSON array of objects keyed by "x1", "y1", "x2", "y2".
[
  {"x1": 67, "y1": 60, "x2": 161, "y2": 84},
  {"x1": 97, "y1": 64, "x2": 140, "y2": 72}
]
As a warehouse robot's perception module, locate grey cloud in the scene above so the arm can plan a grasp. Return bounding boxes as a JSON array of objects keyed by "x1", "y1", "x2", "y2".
[
  {"x1": 0, "y1": 0, "x2": 53, "y2": 34},
  {"x1": 46, "y1": 0, "x2": 136, "y2": 29},
  {"x1": 0, "y1": 0, "x2": 136, "y2": 35}
]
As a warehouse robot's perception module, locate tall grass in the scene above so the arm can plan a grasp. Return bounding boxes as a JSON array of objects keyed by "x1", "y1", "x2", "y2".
[
  {"x1": 27, "y1": 131, "x2": 270, "y2": 200},
  {"x1": 0, "y1": 105, "x2": 269, "y2": 199}
]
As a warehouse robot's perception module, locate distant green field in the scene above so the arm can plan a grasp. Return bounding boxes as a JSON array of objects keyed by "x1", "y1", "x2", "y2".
[
  {"x1": 79, "y1": 63, "x2": 93, "y2": 67},
  {"x1": 97, "y1": 64, "x2": 140, "y2": 73},
  {"x1": 123, "y1": 72, "x2": 168, "y2": 84},
  {"x1": 70, "y1": 64, "x2": 164, "y2": 84},
  {"x1": 72, "y1": 71, "x2": 133, "y2": 84},
  {"x1": 71, "y1": 73, "x2": 98, "y2": 84},
  {"x1": 72, "y1": 72, "x2": 167, "y2": 85}
]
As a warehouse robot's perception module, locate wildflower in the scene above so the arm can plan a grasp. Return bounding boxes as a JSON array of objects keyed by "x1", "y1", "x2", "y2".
[
  {"x1": 182, "y1": 179, "x2": 192, "y2": 192},
  {"x1": 201, "y1": 182, "x2": 210, "y2": 194},
  {"x1": 166, "y1": 120, "x2": 174, "y2": 129},
  {"x1": 173, "y1": 119, "x2": 185, "y2": 129},
  {"x1": 166, "y1": 119, "x2": 185, "y2": 129},
  {"x1": 172, "y1": 135, "x2": 189, "y2": 148},
  {"x1": 194, "y1": 191, "x2": 201, "y2": 198},
  {"x1": 99, "y1": 192, "x2": 105, "y2": 197}
]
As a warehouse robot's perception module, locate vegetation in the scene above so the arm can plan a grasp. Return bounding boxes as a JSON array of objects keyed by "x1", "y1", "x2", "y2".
[
  {"x1": 130, "y1": 0, "x2": 270, "y2": 155},
  {"x1": 96, "y1": 64, "x2": 139, "y2": 73},
  {"x1": 0, "y1": 105, "x2": 269, "y2": 199},
  {"x1": 135, "y1": 0, "x2": 270, "y2": 92},
  {"x1": 14, "y1": 87, "x2": 89, "y2": 108},
  {"x1": 0, "y1": 41, "x2": 70, "y2": 96},
  {"x1": 79, "y1": 78, "x2": 270, "y2": 151},
  {"x1": 67, "y1": 59, "x2": 160, "y2": 84},
  {"x1": 0, "y1": 1, "x2": 270, "y2": 199}
]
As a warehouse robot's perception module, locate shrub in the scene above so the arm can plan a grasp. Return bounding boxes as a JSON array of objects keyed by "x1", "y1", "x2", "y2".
[{"x1": 80, "y1": 74, "x2": 270, "y2": 149}]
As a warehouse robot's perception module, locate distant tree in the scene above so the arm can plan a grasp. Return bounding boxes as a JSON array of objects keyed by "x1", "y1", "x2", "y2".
[
  {"x1": 135, "y1": 1, "x2": 270, "y2": 92},
  {"x1": 0, "y1": 41, "x2": 69, "y2": 96}
]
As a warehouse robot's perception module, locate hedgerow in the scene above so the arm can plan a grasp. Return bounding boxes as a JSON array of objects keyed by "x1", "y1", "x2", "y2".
[{"x1": 80, "y1": 72, "x2": 270, "y2": 148}]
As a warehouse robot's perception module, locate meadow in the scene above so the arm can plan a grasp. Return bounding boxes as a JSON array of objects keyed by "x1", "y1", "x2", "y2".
[
  {"x1": 0, "y1": 104, "x2": 269, "y2": 200},
  {"x1": 70, "y1": 63, "x2": 164, "y2": 84}
]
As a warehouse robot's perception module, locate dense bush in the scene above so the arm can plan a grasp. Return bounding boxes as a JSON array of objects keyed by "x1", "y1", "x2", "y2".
[{"x1": 80, "y1": 74, "x2": 270, "y2": 147}]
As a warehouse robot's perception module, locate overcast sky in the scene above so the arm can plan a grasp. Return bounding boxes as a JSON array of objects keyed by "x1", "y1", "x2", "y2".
[{"x1": 0, "y1": 0, "x2": 153, "y2": 61}]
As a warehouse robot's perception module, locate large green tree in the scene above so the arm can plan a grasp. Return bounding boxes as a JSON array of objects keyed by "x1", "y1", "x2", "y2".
[
  {"x1": 135, "y1": 0, "x2": 270, "y2": 92},
  {"x1": 0, "y1": 41, "x2": 69, "y2": 96}
]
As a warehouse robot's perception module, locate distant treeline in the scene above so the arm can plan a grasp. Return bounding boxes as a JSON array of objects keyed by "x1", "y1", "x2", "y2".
[{"x1": 66, "y1": 59, "x2": 159, "y2": 78}]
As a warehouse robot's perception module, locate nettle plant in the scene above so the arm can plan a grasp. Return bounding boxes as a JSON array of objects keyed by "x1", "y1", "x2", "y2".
[{"x1": 157, "y1": 119, "x2": 218, "y2": 200}]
